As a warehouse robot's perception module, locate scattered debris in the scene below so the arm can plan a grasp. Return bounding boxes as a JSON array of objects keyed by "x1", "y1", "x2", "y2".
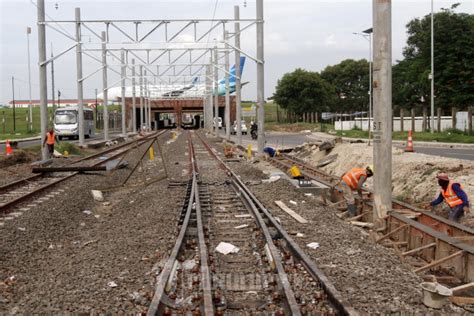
[
  {"x1": 82, "y1": 210, "x2": 92, "y2": 215},
  {"x1": 262, "y1": 175, "x2": 281, "y2": 183},
  {"x1": 296, "y1": 233, "x2": 305, "y2": 238},
  {"x1": 215, "y1": 242, "x2": 240, "y2": 255},
  {"x1": 18, "y1": 227, "x2": 26, "y2": 231},
  {"x1": 306, "y1": 242, "x2": 320, "y2": 250},
  {"x1": 107, "y1": 281, "x2": 118, "y2": 288},
  {"x1": 234, "y1": 224, "x2": 249, "y2": 229},
  {"x1": 289, "y1": 200, "x2": 298, "y2": 205},
  {"x1": 274, "y1": 200, "x2": 308, "y2": 224},
  {"x1": 91, "y1": 190, "x2": 104, "y2": 202},
  {"x1": 182, "y1": 259, "x2": 196, "y2": 270},
  {"x1": 235, "y1": 214, "x2": 252, "y2": 218}
]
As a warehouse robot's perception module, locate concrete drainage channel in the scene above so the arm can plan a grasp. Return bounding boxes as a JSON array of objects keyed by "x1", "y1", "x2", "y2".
[
  {"x1": 265, "y1": 152, "x2": 474, "y2": 306},
  {"x1": 148, "y1": 131, "x2": 356, "y2": 315}
]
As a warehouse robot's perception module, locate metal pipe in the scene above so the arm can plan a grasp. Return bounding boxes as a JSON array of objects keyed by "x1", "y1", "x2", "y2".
[
  {"x1": 37, "y1": 0, "x2": 48, "y2": 160},
  {"x1": 101, "y1": 31, "x2": 109, "y2": 141},
  {"x1": 372, "y1": 0, "x2": 392, "y2": 219},
  {"x1": 75, "y1": 7, "x2": 85, "y2": 146},
  {"x1": 132, "y1": 58, "x2": 137, "y2": 132},
  {"x1": 256, "y1": 0, "x2": 265, "y2": 152},
  {"x1": 234, "y1": 5, "x2": 242, "y2": 145}
]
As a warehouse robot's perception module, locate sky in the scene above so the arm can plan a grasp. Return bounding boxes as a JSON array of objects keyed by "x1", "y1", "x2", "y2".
[{"x1": 0, "y1": 0, "x2": 473, "y2": 104}]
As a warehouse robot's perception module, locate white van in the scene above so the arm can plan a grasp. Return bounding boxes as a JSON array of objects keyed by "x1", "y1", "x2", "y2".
[{"x1": 54, "y1": 106, "x2": 95, "y2": 140}]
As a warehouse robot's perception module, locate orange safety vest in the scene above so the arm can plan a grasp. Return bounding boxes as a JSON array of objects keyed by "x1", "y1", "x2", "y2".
[
  {"x1": 46, "y1": 132, "x2": 55, "y2": 145},
  {"x1": 441, "y1": 181, "x2": 463, "y2": 208},
  {"x1": 342, "y1": 167, "x2": 367, "y2": 190}
]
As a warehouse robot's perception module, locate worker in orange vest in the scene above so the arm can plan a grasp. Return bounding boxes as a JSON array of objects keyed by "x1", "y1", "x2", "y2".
[
  {"x1": 430, "y1": 173, "x2": 470, "y2": 222},
  {"x1": 42, "y1": 128, "x2": 59, "y2": 158},
  {"x1": 341, "y1": 165, "x2": 374, "y2": 217}
]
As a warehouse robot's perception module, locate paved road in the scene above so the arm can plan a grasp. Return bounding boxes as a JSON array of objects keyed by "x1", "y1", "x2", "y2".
[{"x1": 219, "y1": 130, "x2": 474, "y2": 161}]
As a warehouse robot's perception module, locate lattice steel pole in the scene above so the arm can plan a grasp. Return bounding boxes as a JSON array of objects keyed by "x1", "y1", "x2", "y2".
[
  {"x1": 224, "y1": 31, "x2": 231, "y2": 141},
  {"x1": 132, "y1": 58, "x2": 137, "y2": 132},
  {"x1": 120, "y1": 49, "x2": 126, "y2": 136},
  {"x1": 213, "y1": 46, "x2": 219, "y2": 137}
]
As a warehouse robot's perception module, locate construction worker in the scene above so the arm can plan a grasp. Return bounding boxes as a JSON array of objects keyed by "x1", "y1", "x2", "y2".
[
  {"x1": 430, "y1": 173, "x2": 470, "y2": 222},
  {"x1": 42, "y1": 128, "x2": 59, "y2": 158},
  {"x1": 341, "y1": 165, "x2": 374, "y2": 217},
  {"x1": 263, "y1": 146, "x2": 277, "y2": 158}
]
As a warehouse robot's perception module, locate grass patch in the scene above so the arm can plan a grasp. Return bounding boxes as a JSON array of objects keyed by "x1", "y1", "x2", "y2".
[
  {"x1": 333, "y1": 129, "x2": 474, "y2": 144},
  {"x1": 266, "y1": 122, "x2": 333, "y2": 133}
]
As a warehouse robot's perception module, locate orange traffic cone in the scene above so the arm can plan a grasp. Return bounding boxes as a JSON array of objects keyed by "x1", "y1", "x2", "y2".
[
  {"x1": 5, "y1": 139, "x2": 13, "y2": 156},
  {"x1": 405, "y1": 130, "x2": 414, "y2": 152}
]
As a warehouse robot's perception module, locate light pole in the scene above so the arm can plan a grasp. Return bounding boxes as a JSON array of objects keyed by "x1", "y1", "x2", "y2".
[
  {"x1": 27, "y1": 27, "x2": 33, "y2": 132},
  {"x1": 353, "y1": 27, "x2": 373, "y2": 145},
  {"x1": 430, "y1": 0, "x2": 435, "y2": 133}
]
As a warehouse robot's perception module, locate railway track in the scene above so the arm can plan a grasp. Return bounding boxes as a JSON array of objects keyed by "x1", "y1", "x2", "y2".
[
  {"x1": 0, "y1": 131, "x2": 166, "y2": 214},
  {"x1": 148, "y1": 131, "x2": 355, "y2": 315},
  {"x1": 268, "y1": 153, "x2": 474, "y2": 284}
]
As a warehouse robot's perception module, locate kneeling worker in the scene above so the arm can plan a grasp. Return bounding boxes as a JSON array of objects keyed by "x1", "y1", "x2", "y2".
[
  {"x1": 263, "y1": 146, "x2": 278, "y2": 158},
  {"x1": 341, "y1": 165, "x2": 374, "y2": 217},
  {"x1": 430, "y1": 173, "x2": 470, "y2": 222}
]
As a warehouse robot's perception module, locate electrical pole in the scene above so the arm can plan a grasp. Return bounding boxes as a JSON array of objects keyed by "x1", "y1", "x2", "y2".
[
  {"x1": 224, "y1": 31, "x2": 231, "y2": 141},
  {"x1": 132, "y1": 58, "x2": 137, "y2": 132},
  {"x1": 95, "y1": 88, "x2": 98, "y2": 128},
  {"x1": 372, "y1": 0, "x2": 392, "y2": 221},
  {"x1": 75, "y1": 7, "x2": 85, "y2": 147},
  {"x1": 140, "y1": 65, "x2": 144, "y2": 130},
  {"x1": 120, "y1": 49, "x2": 126, "y2": 136},
  {"x1": 37, "y1": 0, "x2": 48, "y2": 160},
  {"x1": 256, "y1": 0, "x2": 265, "y2": 152},
  {"x1": 27, "y1": 27, "x2": 33, "y2": 132},
  {"x1": 101, "y1": 31, "x2": 109, "y2": 141},
  {"x1": 11, "y1": 76, "x2": 16, "y2": 132},
  {"x1": 235, "y1": 5, "x2": 242, "y2": 145},
  {"x1": 144, "y1": 70, "x2": 148, "y2": 130},
  {"x1": 51, "y1": 43, "x2": 56, "y2": 115},
  {"x1": 213, "y1": 46, "x2": 219, "y2": 137},
  {"x1": 208, "y1": 58, "x2": 214, "y2": 133},
  {"x1": 430, "y1": 0, "x2": 435, "y2": 133}
]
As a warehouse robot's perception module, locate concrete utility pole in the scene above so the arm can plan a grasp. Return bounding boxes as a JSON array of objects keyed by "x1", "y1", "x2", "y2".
[
  {"x1": 132, "y1": 58, "x2": 137, "y2": 132},
  {"x1": 75, "y1": 7, "x2": 85, "y2": 146},
  {"x1": 148, "y1": 89, "x2": 152, "y2": 130},
  {"x1": 224, "y1": 31, "x2": 231, "y2": 141},
  {"x1": 234, "y1": 5, "x2": 242, "y2": 145},
  {"x1": 213, "y1": 46, "x2": 219, "y2": 137},
  {"x1": 256, "y1": 0, "x2": 265, "y2": 151},
  {"x1": 140, "y1": 65, "x2": 144, "y2": 129},
  {"x1": 120, "y1": 49, "x2": 126, "y2": 136},
  {"x1": 27, "y1": 27, "x2": 33, "y2": 132},
  {"x1": 372, "y1": 0, "x2": 392, "y2": 220},
  {"x1": 37, "y1": 0, "x2": 48, "y2": 160},
  {"x1": 101, "y1": 31, "x2": 109, "y2": 141},
  {"x1": 430, "y1": 0, "x2": 435, "y2": 133}
]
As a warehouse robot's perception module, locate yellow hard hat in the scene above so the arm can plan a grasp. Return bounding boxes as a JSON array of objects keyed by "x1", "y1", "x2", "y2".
[{"x1": 367, "y1": 165, "x2": 374, "y2": 174}]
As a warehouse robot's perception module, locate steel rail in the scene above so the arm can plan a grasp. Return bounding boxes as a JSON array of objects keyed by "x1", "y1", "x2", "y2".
[
  {"x1": 275, "y1": 153, "x2": 474, "y2": 238},
  {"x1": 0, "y1": 132, "x2": 166, "y2": 214},
  {"x1": 194, "y1": 132, "x2": 357, "y2": 315}
]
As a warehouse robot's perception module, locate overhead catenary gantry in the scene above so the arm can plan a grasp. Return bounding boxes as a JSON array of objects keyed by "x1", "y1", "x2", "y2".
[{"x1": 36, "y1": 0, "x2": 265, "y2": 160}]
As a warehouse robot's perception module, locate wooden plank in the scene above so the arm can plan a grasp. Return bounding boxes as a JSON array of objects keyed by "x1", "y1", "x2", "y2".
[
  {"x1": 449, "y1": 296, "x2": 474, "y2": 305},
  {"x1": 346, "y1": 211, "x2": 369, "y2": 222},
  {"x1": 350, "y1": 221, "x2": 374, "y2": 228},
  {"x1": 453, "y1": 236, "x2": 474, "y2": 241},
  {"x1": 451, "y1": 282, "x2": 474, "y2": 294},
  {"x1": 414, "y1": 250, "x2": 464, "y2": 274},
  {"x1": 376, "y1": 224, "x2": 409, "y2": 243},
  {"x1": 274, "y1": 201, "x2": 308, "y2": 224},
  {"x1": 402, "y1": 242, "x2": 436, "y2": 257}
]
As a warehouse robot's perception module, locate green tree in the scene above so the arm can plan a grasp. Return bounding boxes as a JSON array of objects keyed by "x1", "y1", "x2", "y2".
[
  {"x1": 320, "y1": 59, "x2": 370, "y2": 112},
  {"x1": 397, "y1": 6, "x2": 474, "y2": 111},
  {"x1": 272, "y1": 68, "x2": 335, "y2": 116}
]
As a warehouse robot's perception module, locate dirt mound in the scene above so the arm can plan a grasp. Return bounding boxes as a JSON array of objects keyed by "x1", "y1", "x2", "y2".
[{"x1": 0, "y1": 150, "x2": 39, "y2": 168}]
